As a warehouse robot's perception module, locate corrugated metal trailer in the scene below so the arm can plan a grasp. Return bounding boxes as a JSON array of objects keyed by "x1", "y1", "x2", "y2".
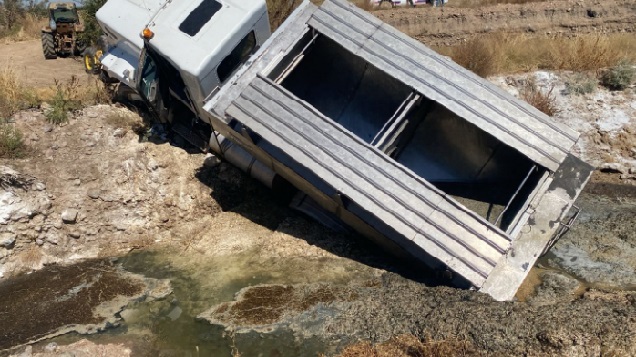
[{"x1": 203, "y1": 0, "x2": 592, "y2": 300}]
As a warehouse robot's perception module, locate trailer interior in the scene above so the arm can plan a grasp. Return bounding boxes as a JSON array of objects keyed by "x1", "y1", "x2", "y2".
[{"x1": 267, "y1": 31, "x2": 547, "y2": 232}]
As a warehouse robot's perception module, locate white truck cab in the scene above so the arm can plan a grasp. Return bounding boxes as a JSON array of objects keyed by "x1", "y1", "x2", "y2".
[
  {"x1": 96, "y1": 0, "x2": 270, "y2": 121},
  {"x1": 96, "y1": 0, "x2": 167, "y2": 88},
  {"x1": 140, "y1": 0, "x2": 270, "y2": 109}
]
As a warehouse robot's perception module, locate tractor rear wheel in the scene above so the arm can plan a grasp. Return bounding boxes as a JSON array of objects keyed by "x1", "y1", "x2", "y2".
[{"x1": 41, "y1": 32, "x2": 57, "y2": 60}]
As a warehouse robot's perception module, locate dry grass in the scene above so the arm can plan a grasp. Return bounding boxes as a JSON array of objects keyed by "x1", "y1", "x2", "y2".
[
  {"x1": 439, "y1": 33, "x2": 636, "y2": 77},
  {"x1": 352, "y1": 0, "x2": 375, "y2": 11},
  {"x1": 451, "y1": 0, "x2": 546, "y2": 7},
  {"x1": 1, "y1": 13, "x2": 45, "y2": 43},
  {"x1": 104, "y1": 109, "x2": 144, "y2": 133},
  {"x1": 267, "y1": 0, "x2": 305, "y2": 31},
  {"x1": 0, "y1": 66, "x2": 38, "y2": 119},
  {"x1": 335, "y1": 334, "x2": 480, "y2": 357},
  {"x1": 519, "y1": 77, "x2": 560, "y2": 117}
]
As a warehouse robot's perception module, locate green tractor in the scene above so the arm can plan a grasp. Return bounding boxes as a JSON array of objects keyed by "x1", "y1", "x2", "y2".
[{"x1": 41, "y1": 2, "x2": 86, "y2": 59}]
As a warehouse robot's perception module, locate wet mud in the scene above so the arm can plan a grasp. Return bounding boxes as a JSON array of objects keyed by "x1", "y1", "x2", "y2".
[{"x1": 0, "y1": 259, "x2": 143, "y2": 350}]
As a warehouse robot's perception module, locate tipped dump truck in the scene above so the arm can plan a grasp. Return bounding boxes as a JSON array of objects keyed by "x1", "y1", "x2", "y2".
[{"x1": 93, "y1": 0, "x2": 592, "y2": 300}]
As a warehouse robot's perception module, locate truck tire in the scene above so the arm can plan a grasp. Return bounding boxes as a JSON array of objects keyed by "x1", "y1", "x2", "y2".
[
  {"x1": 41, "y1": 32, "x2": 57, "y2": 59},
  {"x1": 75, "y1": 40, "x2": 87, "y2": 56},
  {"x1": 83, "y1": 47, "x2": 100, "y2": 74}
]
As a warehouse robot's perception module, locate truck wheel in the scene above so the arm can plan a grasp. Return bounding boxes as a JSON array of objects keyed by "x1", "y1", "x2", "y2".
[
  {"x1": 41, "y1": 32, "x2": 57, "y2": 60},
  {"x1": 75, "y1": 40, "x2": 87, "y2": 56},
  {"x1": 83, "y1": 47, "x2": 101, "y2": 74}
]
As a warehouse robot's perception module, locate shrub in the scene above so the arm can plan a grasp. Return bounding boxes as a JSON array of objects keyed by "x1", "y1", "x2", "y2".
[
  {"x1": 449, "y1": 36, "x2": 502, "y2": 77},
  {"x1": 0, "y1": 120, "x2": 26, "y2": 159},
  {"x1": 565, "y1": 73, "x2": 597, "y2": 95},
  {"x1": 45, "y1": 76, "x2": 83, "y2": 125},
  {"x1": 77, "y1": 0, "x2": 108, "y2": 45},
  {"x1": 520, "y1": 78, "x2": 560, "y2": 117},
  {"x1": 600, "y1": 61, "x2": 635, "y2": 91}
]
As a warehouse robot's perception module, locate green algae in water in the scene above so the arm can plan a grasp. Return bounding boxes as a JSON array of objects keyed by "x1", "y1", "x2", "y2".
[{"x1": 104, "y1": 249, "x2": 364, "y2": 356}]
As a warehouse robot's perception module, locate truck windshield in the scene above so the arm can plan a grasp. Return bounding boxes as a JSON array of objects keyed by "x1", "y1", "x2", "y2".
[{"x1": 139, "y1": 54, "x2": 158, "y2": 102}]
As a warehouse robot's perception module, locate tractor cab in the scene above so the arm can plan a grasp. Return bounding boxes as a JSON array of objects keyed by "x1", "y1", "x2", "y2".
[{"x1": 49, "y1": 3, "x2": 80, "y2": 24}]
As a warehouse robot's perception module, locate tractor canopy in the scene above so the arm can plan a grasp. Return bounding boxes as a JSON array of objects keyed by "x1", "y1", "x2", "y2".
[{"x1": 49, "y1": 3, "x2": 80, "y2": 23}]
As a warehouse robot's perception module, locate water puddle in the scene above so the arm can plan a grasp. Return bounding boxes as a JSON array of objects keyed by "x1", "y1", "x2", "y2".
[{"x1": 35, "y1": 248, "x2": 381, "y2": 356}]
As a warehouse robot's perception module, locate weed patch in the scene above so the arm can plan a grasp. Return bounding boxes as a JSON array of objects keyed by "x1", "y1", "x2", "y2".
[
  {"x1": 45, "y1": 77, "x2": 81, "y2": 124},
  {"x1": 519, "y1": 78, "x2": 559, "y2": 117},
  {"x1": 0, "y1": 120, "x2": 26, "y2": 159},
  {"x1": 44, "y1": 75, "x2": 110, "y2": 125},
  {"x1": 600, "y1": 61, "x2": 635, "y2": 91},
  {"x1": 565, "y1": 73, "x2": 597, "y2": 95}
]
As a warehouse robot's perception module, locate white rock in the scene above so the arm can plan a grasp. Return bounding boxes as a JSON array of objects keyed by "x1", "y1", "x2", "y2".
[
  {"x1": 113, "y1": 128, "x2": 126, "y2": 138},
  {"x1": 0, "y1": 234, "x2": 15, "y2": 248},
  {"x1": 44, "y1": 342, "x2": 58, "y2": 352},
  {"x1": 599, "y1": 162, "x2": 626, "y2": 173},
  {"x1": 87, "y1": 189, "x2": 100, "y2": 199},
  {"x1": 147, "y1": 159, "x2": 159, "y2": 171},
  {"x1": 203, "y1": 153, "x2": 222, "y2": 168},
  {"x1": 61, "y1": 209, "x2": 79, "y2": 223},
  {"x1": 33, "y1": 182, "x2": 46, "y2": 191}
]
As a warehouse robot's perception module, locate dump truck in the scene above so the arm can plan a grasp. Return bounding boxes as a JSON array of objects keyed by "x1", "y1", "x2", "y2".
[
  {"x1": 92, "y1": 0, "x2": 592, "y2": 301},
  {"x1": 41, "y1": 2, "x2": 86, "y2": 59}
]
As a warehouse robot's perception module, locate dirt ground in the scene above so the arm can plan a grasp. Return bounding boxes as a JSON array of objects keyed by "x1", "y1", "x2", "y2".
[{"x1": 0, "y1": 40, "x2": 87, "y2": 88}]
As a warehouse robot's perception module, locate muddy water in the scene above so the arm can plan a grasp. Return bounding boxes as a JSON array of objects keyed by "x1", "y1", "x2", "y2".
[
  {"x1": 39, "y1": 248, "x2": 383, "y2": 356},
  {"x1": 14, "y1": 184, "x2": 636, "y2": 356},
  {"x1": 540, "y1": 183, "x2": 636, "y2": 291}
]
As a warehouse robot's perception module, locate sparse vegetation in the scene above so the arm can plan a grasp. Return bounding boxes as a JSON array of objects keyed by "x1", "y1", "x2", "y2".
[
  {"x1": 77, "y1": 0, "x2": 108, "y2": 46},
  {"x1": 46, "y1": 76, "x2": 82, "y2": 124},
  {"x1": 441, "y1": 34, "x2": 636, "y2": 77},
  {"x1": 600, "y1": 61, "x2": 635, "y2": 91},
  {"x1": 0, "y1": 119, "x2": 26, "y2": 159},
  {"x1": 0, "y1": 0, "x2": 47, "y2": 41},
  {"x1": 267, "y1": 0, "x2": 304, "y2": 31},
  {"x1": 335, "y1": 334, "x2": 480, "y2": 357},
  {"x1": 0, "y1": 67, "x2": 38, "y2": 118},
  {"x1": 104, "y1": 109, "x2": 144, "y2": 134},
  {"x1": 565, "y1": 73, "x2": 597, "y2": 95},
  {"x1": 519, "y1": 78, "x2": 560, "y2": 117},
  {"x1": 446, "y1": 36, "x2": 501, "y2": 77},
  {"x1": 44, "y1": 75, "x2": 111, "y2": 125}
]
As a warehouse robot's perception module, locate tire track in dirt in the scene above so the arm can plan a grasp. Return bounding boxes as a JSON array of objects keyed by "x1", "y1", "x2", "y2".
[{"x1": 373, "y1": 0, "x2": 636, "y2": 46}]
